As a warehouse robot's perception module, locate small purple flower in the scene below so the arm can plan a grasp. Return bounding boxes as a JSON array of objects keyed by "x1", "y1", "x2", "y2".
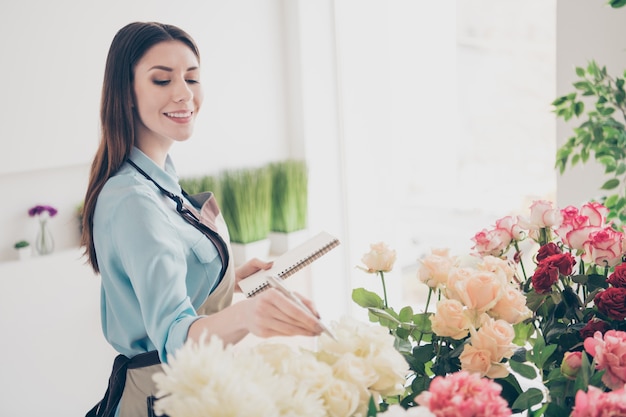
[{"x1": 28, "y1": 205, "x2": 58, "y2": 217}]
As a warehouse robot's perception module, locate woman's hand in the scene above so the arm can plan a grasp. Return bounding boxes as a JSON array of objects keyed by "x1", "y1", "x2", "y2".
[
  {"x1": 234, "y1": 258, "x2": 273, "y2": 292},
  {"x1": 243, "y1": 288, "x2": 324, "y2": 338}
]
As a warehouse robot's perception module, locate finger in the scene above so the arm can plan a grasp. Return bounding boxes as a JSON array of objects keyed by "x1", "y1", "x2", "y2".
[
  {"x1": 261, "y1": 290, "x2": 323, "y2": 335},
  {"x1": 294, "y1": 291, "x2": 321, "y2": 318}
]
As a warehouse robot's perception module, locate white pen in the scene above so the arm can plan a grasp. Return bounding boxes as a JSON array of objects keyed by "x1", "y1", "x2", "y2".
[{"x1": 266, "y1": 275, "x2": 338, "y2": 342}]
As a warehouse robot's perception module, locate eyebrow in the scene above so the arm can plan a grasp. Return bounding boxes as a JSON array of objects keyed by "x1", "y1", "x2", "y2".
[{"x1": 148, "y1": 65, "x2": 199, "y2": 72}]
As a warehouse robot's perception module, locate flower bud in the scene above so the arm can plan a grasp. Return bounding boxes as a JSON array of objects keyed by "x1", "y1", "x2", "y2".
[{"x1": 561, "y1": 351, "x2": 582, "y2": 380}]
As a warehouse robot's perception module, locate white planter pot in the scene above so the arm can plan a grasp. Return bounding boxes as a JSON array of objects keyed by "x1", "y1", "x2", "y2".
[
  {"x1": 269, "y1": 229, "x2": 310, "y2": 255},
  {"x1": 230, "y1": 238, "x2": 271, "y2": 266},
  {"x1": 16, "y1": 246, "x2": 32, "y2": 261}
]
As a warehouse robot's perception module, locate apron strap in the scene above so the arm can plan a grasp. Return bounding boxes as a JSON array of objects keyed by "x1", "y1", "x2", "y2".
[{"x1": 86, "y1": 351, "x2": 161, "y2": 417}]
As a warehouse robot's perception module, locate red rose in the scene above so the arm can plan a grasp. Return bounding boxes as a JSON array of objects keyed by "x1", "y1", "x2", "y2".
[
  {"x1": 580, "y1": 318, "x2": 610, "y2": 339},
  {"x1": 608, "y1": 263, "x2": 626, "y2": 288},
  {"x1": 594, "y1": 287, "x2": 626, "y2": 320},
  {"x1": 531, "y1": 263, "x2": 559, "y2": 294},
  {"x1": 542, "y1": 253, "x2": 576, "y2": 276},
  {"x1": 536, "y1": 242, "x2": 562, "y2": 262}
]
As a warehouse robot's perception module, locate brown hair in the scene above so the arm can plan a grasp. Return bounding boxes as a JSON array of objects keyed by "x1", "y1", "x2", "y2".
[{"x1": 81, "y1": 22, "x2": 200, "y2": 273}]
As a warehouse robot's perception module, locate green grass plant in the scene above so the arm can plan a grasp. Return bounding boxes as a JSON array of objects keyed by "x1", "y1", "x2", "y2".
[
  {"x1": 220, "y1": 166, "x2": 272, "y2": 243},
  {"x1": 269, "y1": 160, "x2": 308, "y2": 233}
]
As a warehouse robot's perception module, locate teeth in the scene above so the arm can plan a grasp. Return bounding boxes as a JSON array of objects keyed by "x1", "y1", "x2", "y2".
[{"x1": 166, "y1": 112, "x2": 191, "y2": 118}]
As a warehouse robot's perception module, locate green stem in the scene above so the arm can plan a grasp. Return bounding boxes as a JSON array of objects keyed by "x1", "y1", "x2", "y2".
[
  {"x1": 424, "y1": 288, "x2": 433, "y2": 314},
  {"x1": 513, "y1": 240, "x2": 527, "y2": 281},
  {"x1": 379, "y1": 271, "x2": 389, "y2": 309}
]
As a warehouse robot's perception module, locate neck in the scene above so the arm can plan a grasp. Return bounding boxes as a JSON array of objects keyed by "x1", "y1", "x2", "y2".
[{"x1": 135, "y1": 138, "x2": 172, "y2": 169}]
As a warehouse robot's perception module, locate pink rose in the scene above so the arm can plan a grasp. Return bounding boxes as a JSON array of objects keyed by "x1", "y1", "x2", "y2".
[
  {"x1": 525, "y1": 200, "x2": 563, "y2": 228},
  {"x1": 561, "y1": 351, "x2": 583, "y2": 380},
  {"x1": 471, "y1": 228, "x2": 509, "y2": 257},
  {"x1": 495, "y1": 216, "x2": 524, "y2": 241},
  {"x1": 582, "y1": 226, "x2": 624, "y2": 267},
  {"x1": 584, "y1": 330, "x2": 626, "y2": 390},
  {"x1": 571, "y1": 385, "x2": 626, "y2": 417},
  {"x1": 360, "y1": 242, "x2": 397, "y2": 272},
  {"x1": 415, "y1": 371, "x2": 512, "y2": 417},
  {"x1": 580, "y1": 202, "x2": 610, "y2": 226}
]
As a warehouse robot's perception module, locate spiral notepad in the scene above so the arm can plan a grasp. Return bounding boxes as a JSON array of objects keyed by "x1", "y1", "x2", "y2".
[{"x1": 239, "y1": 231, "x2": 340, "y2": 297}]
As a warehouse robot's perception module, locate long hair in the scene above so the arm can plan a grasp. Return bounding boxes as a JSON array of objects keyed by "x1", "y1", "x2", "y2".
[{"x1": 82, "y1": 22, "x2": 200, "y2": 273}]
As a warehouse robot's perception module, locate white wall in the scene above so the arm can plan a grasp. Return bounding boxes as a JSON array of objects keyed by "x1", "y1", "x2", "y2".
[{"x1": 556, "y1": 1, "x2": 626, "y2": 206}]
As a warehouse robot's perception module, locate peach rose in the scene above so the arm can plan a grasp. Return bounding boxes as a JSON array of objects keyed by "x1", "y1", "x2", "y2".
[
  {"x1": 447, "y1": 269, "x2": 505, "y2": 313},
  {"x1": 430, "y1": 299, "x2": 471, "y2": 340},
  {"x1": 459, "y1": 345, "x2": 509, "y2": 379},
  {"x1": 417, "y1": 248, "x2": 454, "y2": 289},
  {"x1": 489, "y1": 286, "x2": 532, "y2": 324},
  {"x1": 470, "y1": 318, "x2": 515, "y2": 363}
]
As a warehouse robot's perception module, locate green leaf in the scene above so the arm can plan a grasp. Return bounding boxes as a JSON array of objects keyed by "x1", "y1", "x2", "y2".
[
  {"x1": 510, "y1": 360, "x2": 538, "y2": 379},
  {"x1": 512, "y1": 388, "x2": 544, "y2": 412},
  {"x1": 513, "y1": 322, "x2": 535, "y2": 346},
  {"x1": 538, "y1": 344, "x2": 558, "y2": 369},
  {"x1": 601, "y1": 178, "x2": 620, "y2": 190},
  {"x1": 368, "y1": 307, "x2": 401, "y2": 325},
  {"x1": 412, "y1": 313, "x2": 432, "y2": 333},
  {"x1": 398, "y1": 306, "x2": 414, "y2": 322},
  {"x1": 575, "y1": 66, "x2": 586, "y2": 77},
  {"x1": 367, "y1": 395, "x2": 377, "y2": 417},
  {"x1": 352, "y1": 288, "x2": 384, "y2": 309},
  {"x1": 609, "y1": 0, "x2": 626, "y2": 8}
]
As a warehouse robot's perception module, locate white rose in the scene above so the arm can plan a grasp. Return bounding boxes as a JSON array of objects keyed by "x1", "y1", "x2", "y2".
[{"x1": 323, "y1": 379, "x2": 361, "y2": 417}]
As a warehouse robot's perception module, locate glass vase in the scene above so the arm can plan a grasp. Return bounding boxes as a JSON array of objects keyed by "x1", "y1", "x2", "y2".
[{"x1": 35, "y1": 219, "x2": 55, "y2": 255}]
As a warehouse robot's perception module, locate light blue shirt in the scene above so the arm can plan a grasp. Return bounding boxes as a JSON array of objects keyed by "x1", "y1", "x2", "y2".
[{"x1": 93, "y1": 147, "x2": 223, "y2": 362}]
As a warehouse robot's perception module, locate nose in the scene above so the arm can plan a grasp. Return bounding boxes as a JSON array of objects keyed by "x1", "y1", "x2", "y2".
[{"x1": 173, "y1": 79, "x2": 193, "y2": 103}]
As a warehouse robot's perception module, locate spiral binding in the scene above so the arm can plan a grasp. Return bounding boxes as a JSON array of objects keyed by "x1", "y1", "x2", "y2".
[{"x1": 247, "y1": 238, "x2": 340, "y2": 297}]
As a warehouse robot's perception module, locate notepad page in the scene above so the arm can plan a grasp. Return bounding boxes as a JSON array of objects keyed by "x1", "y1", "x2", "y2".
[{"x1": 238, "y1": 231, "x2": 340, "y2": 297}]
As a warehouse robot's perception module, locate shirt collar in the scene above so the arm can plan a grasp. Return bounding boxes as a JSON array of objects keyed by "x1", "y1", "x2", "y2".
[{"x1": 127, "y1": 147, "x2": 181, "y2": 195}]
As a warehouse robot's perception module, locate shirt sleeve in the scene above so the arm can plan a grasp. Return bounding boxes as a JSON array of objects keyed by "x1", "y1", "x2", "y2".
[{"x1": 101, "y1": 184, "x2": 200, "y2": 360}]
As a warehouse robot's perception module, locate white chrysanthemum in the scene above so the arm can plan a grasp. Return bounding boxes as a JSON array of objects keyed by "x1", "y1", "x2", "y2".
[
  {"x1": 318, "y1": 316, "x2": 409, "y2": 400},
  {"x1": 152, "y1": 335, "x2": 280, "y2": 417},
  {"x1": 322, "y1": 378, "x2": 361, "y2": 417}
]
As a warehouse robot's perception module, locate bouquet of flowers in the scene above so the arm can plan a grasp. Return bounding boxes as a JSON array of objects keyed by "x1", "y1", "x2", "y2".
[
  {"x1": 151, "y1": 316, "x2": 414, "y2": 417},
  {"x1": 352, "y1": 200, "x2": 626, "y2": 417}
]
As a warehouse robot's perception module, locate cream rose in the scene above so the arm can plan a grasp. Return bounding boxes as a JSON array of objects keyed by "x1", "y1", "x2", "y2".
[
  {"x1": 360, "y1": 242, "x2": 397, "y2": 272},
  {"x1": 459, "y1": 344, "x2": 509, "y2": 379}
]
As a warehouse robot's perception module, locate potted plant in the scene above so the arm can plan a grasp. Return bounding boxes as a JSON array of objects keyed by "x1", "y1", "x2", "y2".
[
  {"x1": 14, "y1": 240, "x2": 31, "y2": 260},
  {"x1": 180, "y1": 174, "x2": 221, "y2": 202},
  {"x1": 219, "y1": 166, "x2": 272, "y2": 265},
  {"x1": 268, "y1": 159, "x2": 309, "y2": 254}
]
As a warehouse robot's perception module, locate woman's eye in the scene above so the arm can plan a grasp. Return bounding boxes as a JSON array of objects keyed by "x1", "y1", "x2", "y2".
[
  {"x1": 153, "y1": 80, "x2": 170, "y2": 86},
  {"x1": 186, "y1": 79, "x2": 199, "y2": 84}
]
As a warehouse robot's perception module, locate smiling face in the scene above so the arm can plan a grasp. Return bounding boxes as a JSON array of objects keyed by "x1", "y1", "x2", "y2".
[{"x1": 132, "y1": 40, "x2": 204, "y2": 157}]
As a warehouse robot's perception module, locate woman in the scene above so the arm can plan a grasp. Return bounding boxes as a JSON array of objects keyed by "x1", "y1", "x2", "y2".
[{"x1": 82, "y1": 21, "x2": 323, "y2": 417}]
